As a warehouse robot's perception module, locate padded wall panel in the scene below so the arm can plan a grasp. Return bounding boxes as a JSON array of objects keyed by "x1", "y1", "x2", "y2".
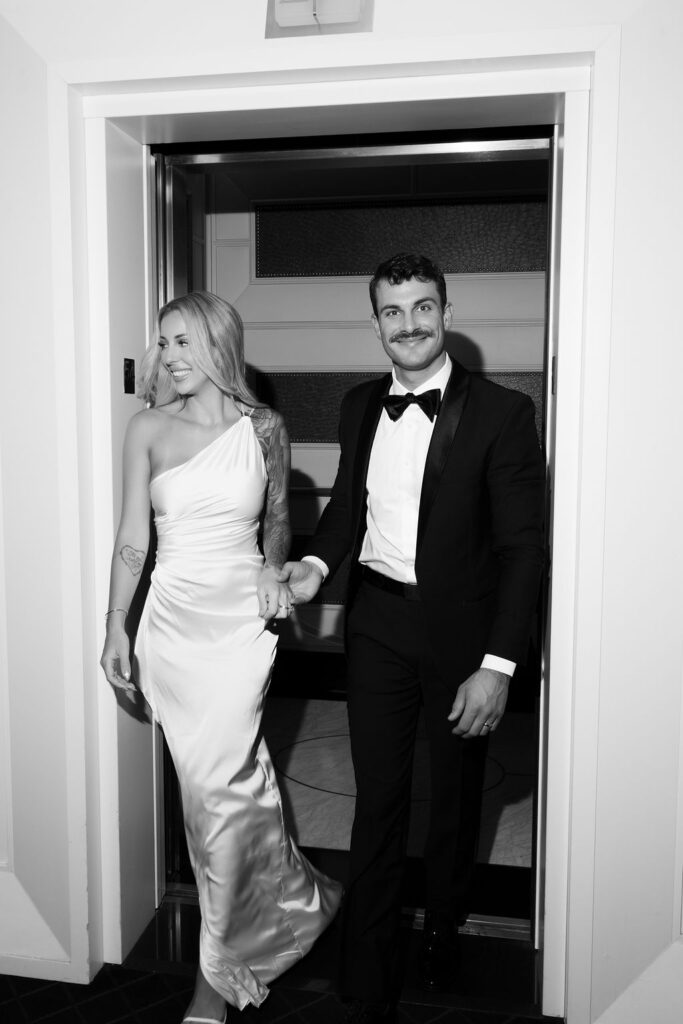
[{"x1": 255, "y1": 199, "x2": 547, "y2": 278}]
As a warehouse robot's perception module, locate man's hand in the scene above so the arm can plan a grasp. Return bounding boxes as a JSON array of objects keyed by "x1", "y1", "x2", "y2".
[
  {"x1": 281, "y1": 561, "x2": 324, "y2": 605},
  {"x1": 447, "y1": 667, "x2": 511, "y2": 738}
]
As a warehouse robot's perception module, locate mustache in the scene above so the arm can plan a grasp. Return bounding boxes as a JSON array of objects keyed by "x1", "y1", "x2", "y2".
[{"x1": 390, "y1": 328, "x2": 433, "y2": 343}]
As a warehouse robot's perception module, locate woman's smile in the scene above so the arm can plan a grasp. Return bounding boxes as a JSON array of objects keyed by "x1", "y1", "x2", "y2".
[{"x1": 169, "y1": 366, "x2": 191, "y2": 383}]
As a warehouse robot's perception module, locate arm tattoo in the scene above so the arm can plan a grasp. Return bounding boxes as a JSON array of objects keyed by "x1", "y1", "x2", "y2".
[
  {"x1": 120, "y1": 545, "x2": 145, "y2": 576},
  {"x1": 251, "y1": 406, "x2": 272, "y2": 461},
  {"x1": 263, "y1": 513, "x2": 291, "y2": 571},
  {"x1": 254, "y1": 409, "x2": 291, "y2": 569}
]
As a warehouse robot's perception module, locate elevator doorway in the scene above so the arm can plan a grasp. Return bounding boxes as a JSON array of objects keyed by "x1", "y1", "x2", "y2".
[{"x1": 148, "y1": 128, "x2": 555, "y2": 1010}]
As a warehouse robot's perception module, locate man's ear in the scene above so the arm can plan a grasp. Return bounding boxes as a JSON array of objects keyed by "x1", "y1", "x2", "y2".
[
  {"x1": 371, "y1": 314, "x2": 382, "y2": 341},
  {"x1": 443, "y1": 302, "x2": 454, "y2": 330}
]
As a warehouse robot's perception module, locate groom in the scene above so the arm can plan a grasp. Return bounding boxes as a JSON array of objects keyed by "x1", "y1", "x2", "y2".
[{"x1": 283, "y1": 253, "x2": 545, "y2": 1023}]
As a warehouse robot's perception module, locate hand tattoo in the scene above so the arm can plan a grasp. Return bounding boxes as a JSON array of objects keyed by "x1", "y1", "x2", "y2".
[{"x1": 120, "y1": 545, "x2": 145, "y2": 576}]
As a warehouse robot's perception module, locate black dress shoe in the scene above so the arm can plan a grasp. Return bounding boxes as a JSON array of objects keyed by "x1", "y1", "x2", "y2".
[
  {"x1": 341, "y1": 999, "x2": 397, "y2": 1023},
  {"x1": 418, "y1": 913, "x2": 461, "y2": 991}
]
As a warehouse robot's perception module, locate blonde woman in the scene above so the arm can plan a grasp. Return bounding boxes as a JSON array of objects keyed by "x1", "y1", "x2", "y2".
[{"x1": 100, "y1": 292, "x2": 341, "y2": 1023}]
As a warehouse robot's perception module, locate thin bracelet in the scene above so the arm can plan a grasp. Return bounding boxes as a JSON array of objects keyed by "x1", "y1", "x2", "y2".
[{"x1": 105, "y1": 608, "x2": 128, "y2": 618}]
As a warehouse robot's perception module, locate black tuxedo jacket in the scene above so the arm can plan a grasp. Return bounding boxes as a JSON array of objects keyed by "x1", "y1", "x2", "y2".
[{"x1": 307, "y1": 360, "x2": 546, "y2": 686}]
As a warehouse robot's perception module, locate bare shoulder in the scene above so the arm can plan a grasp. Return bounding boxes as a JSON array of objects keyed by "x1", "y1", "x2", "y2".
[
  {"x1": 125, "y1": 406, "x2": 185, "y2": 462},
  {"x1": 126, "y1": 406, "x2": 171, "y2": 443},
  {"x1": 125, "y1": 408, "x2": 155, "y2": 444}
]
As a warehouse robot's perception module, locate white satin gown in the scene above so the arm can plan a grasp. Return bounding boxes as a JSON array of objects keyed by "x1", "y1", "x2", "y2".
[{"x1": 135, "y1": 414, "x2": 342, "y2": 1009}]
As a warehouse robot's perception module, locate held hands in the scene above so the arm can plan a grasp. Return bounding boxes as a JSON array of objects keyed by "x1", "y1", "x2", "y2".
[
  {"x1": 281, "y1": 560, "x2": 324, "y2": 605},
  {"x1": 100, "y1": 621, "x2": 137, "y2": 696},
  {"x1": 257, "y1": 561, "x2": 324, "y2": 618},
  {"x1": 448, "y1": 667, "x2": 511, "y2": 738},
  {"x1": 257, "y1": 564, "x2": 295, "y2": 621}
]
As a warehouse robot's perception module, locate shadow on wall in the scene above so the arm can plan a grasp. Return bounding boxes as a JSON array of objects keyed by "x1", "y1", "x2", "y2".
[
  {"x1": 247, "y1": 365, "x2": 277, "y2": 407},
  {"x1": 446, "y1": 331, "x2": 485, "y2": 371}
]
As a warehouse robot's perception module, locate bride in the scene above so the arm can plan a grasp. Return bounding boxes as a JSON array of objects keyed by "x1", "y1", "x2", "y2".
[{"x1": 100, "y1": 291, "x2": 341, "y2": 1023}]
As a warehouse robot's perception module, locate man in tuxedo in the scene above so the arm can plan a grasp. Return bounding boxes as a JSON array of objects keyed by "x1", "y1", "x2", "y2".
[{"x1": 282, "y1": 253, "x2": 545, "y2": 1024}]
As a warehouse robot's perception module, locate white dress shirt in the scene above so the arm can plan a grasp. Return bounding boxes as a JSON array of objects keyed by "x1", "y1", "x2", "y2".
[
  {"x1": 305, "y1": 353, "x2": 515, "y2": 677},
  {"x1": 359, "y1": 355, "x2": 452, "y2": 583}
]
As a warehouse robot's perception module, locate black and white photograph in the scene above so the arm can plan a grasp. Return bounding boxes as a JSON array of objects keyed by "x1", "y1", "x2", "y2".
[{"x1": 1, "y1": 2, "x2": 682, "y2": 1023}]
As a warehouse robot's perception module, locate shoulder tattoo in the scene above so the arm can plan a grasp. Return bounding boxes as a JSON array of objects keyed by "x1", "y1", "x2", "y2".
[{"x1": 251, "y1": 407, "x2": 287, "y2": 466}]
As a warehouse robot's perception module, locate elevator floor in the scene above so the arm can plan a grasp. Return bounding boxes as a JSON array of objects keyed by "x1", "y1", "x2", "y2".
[
  {"x1": 165, "y1": 668, "x2": 537, "y2": 921},
  {"x1": 264, "y1": 697, "x2": 535, "y2": 868}
]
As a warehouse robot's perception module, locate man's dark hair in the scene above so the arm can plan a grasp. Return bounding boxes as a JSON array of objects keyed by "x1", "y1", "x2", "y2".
[{"x1": 369, "y1": 253, "x2": 447, "y2": 316}]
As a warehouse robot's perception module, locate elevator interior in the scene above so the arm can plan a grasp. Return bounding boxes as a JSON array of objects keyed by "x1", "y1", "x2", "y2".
[{"x1": 145, "y1": 129, "x2": 553, "y2": 1005}]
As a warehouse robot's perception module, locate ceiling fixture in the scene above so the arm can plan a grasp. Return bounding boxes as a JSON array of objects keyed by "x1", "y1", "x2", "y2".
[
  {"x1": 275, "y1": 0, "x2": 362, "y2": 26},
  {"x1": 266, "y1": 0, "x2": 373, "y2": 36}
]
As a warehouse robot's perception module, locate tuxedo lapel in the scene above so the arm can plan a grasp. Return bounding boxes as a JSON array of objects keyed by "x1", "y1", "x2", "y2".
[{"x1": 416, "y1": 360, "x2": 471, "y2": 551}]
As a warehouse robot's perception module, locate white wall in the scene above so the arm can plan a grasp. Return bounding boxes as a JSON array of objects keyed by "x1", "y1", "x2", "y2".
[
  {"x1": 1, "y1": 1, "x2": 683, "y2": 1019},
  {"x1": 0, "y1": 13, "x2": 92, "y2": 980},
  {"x1": 588, "y1": 1, "x2": 683, "y2": 1016},
  {"x1": 102, "y1": 120, "x2": 157, "y2": 957}
]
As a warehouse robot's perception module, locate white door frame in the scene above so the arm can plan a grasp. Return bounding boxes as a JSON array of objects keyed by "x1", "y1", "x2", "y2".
[{"x1": 78, "y1": 32, "x2": 621, "y2": 1021}]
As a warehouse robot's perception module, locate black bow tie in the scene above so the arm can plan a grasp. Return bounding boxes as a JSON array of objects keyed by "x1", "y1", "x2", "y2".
[{"x1": 382, "y1": 388, "x2": 442, "y2": 422}]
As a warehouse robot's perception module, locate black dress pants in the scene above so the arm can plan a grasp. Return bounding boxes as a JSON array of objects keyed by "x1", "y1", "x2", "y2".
[{"x1": 340, "y1": 580, "x2": 488, "y2": 1003}]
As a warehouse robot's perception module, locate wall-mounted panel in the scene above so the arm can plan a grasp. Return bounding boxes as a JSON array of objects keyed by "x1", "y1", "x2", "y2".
[{"x1": 255, "y1": 198, "x2": 547, "y2": 277}]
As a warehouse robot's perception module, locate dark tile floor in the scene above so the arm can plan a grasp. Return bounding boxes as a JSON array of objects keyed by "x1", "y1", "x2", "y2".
[
  {"x1": 0, "y1": 964, "x2": 561, "y2": 1024},
  {"x1": 0, "y1": 896, "x2": 562, "y2": 1024},
  {"x1": 1, "y1": 892, "x2": 563, "y2": 1023}
]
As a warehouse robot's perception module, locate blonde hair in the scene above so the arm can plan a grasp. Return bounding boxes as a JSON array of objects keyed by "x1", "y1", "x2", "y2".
[{"x1": 138, "y1": 291, "x2": 260, "y2": 408}]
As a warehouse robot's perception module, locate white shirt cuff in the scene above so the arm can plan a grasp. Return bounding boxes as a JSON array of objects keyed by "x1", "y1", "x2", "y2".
[
  {"x1": 302, "y1": 555, "x2": 329, "y2": 581},
  {"x1": 481, "y1": 654, "x2": 516, "y2": 677}
]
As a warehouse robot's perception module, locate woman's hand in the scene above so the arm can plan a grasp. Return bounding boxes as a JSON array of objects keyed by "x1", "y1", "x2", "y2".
[
  {"x1": 257, "y1": 565, "x2": 294, "y2": 622},
  {"x1": 100, "y1": 623, "x2": 137, "y2": 695}
]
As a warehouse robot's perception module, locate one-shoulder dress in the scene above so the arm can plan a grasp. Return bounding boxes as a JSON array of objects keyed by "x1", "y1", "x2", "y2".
[{"x1": 134, "y1": 413, "x2": 342, "y2": 1009}]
